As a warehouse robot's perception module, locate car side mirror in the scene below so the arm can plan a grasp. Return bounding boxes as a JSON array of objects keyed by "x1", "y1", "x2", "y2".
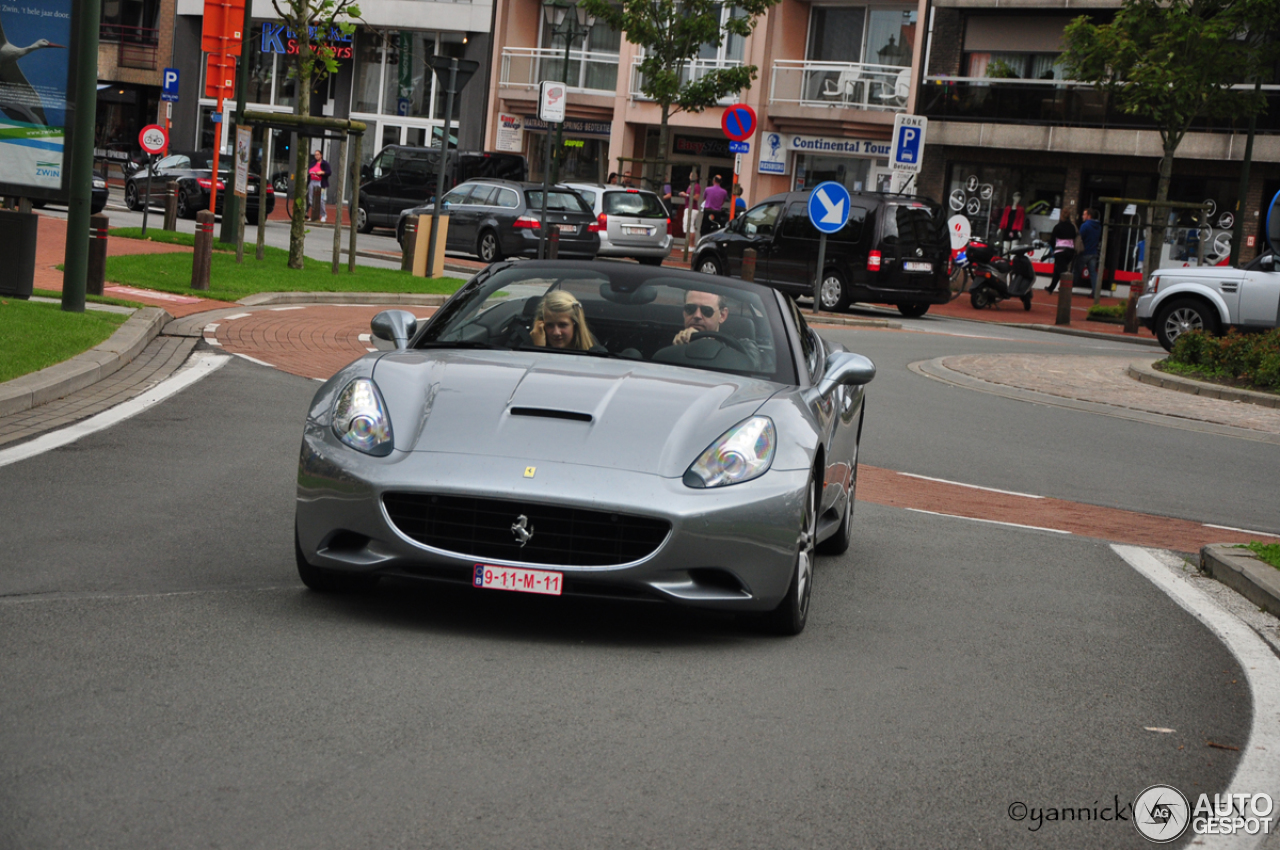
[
  {"x1": 1262, "y1": 255, "x2": 1276, "y2": 272},
  {"x1": 815, "y1": 351, "x2": 876, "y2": 397},
  {"x1": 371, "y1": 309, "x2": 418, "y2": 350}
]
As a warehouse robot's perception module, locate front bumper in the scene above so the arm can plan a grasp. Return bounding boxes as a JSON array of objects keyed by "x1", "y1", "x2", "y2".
[
  {"x1": 1136, "y1": 293, "x2": 1156, "y2": 322},
  {"x1": 296, "y1": 422, "x2": 805, "y2": 611}
]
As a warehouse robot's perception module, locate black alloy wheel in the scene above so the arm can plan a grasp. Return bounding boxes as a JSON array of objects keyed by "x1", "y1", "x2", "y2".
[
  {"x1": 897, "y1": 302, "x2": 929, "y2": 318},
  {"x1": 124, "y1": 181, "x2": 142, "y2": 211}
]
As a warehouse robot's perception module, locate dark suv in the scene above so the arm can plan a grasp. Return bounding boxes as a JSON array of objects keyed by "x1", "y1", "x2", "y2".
[
  {"x1": 357, "y1": 146, "x2": 526, "y2": 233},
  {"x1": 397, "y1": 180, "x2": 600, "y2": 262},
  {"x1": 692, "y1": 191, "x2": 950, "y2": 317}
]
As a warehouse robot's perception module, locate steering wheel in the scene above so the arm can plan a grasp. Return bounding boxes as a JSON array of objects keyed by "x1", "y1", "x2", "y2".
[
  {"x1": 689, "y1": 331, "x2": 748, "y2": 355},
  {"x1": 498, "y1": 314, "x2": 532, "y2": 347}
]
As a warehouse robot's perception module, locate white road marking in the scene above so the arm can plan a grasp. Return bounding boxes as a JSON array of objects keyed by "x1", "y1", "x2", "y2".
[
  {"x1": 222, "y1": 312, "x2": 251, "y2": 321},
  {"x1": 1206, "y1": 523, "x2": 1278, "y2": 537},
  {"x1": 203, "y1": 338, "x2": 223, "y2": 346},
  {"x1": 203, "y1": 323, "x2": 219, "y2": 332},
  {"x1": 904, "y1": 508, "x2": 1070, "y2": 534},
  {"x1": 0, "y1": 352, "x2": 229, "y2": 469},
  {"x1": 898, "y1": 326, "x2": 1017, "y2": 341},
  {"x1": 270, "y1": 306, "x2": 307, "y2": 311},
  {"x1": 898, "y1": 471, "x2": 1044, "y2": 499},
  {"x1": 357, "y1": 333, "x2": 371, "y2": 342},
  {"x1": 1113, "y1": 545, "x2": 1280, "y2": 850},
  {"x1": 234, "y1": 353, "x2": 275, "y2": 368},
  {"x1": 365, "y1": 347, "x2": 377, "y2": 352}
]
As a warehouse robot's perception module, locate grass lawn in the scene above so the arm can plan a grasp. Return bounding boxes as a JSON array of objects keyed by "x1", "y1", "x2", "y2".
[
  {"x1": 0, "y1": 298, "x2": 129, "y2": 383},
  {"x1": 1241, "y1": 542, "x2": 1280, "y2": 570},
  {"x1": 34, "y1": 289, "x2": 147, "y2": 309},
  {"x1": 103, "y1": 239, "x2": 467, "y2": 303},
  {"x1": 111, "y1": 227, "x2": 234, "y2": 251}
]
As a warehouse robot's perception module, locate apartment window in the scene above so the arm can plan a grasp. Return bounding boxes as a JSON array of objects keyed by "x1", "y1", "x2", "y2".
[
  {"x1": 697, "y1": 5, "x2": 747, "y2": 64},
  {"x1": 808, "y1": 7, "x2": 916, "y2": 67},
  {"x1": 967, "y1": 52, "x2": 1062, "y2": 80},
  {"x1": 101, "y1": 0, "x2": 160, "y2": 38}
]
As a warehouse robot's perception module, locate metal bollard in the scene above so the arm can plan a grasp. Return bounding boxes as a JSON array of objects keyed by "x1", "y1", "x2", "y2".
[
  {"x1": 401, "y1": 215, "x2": 417, "y2": 272},
  {"x1": 163, "y1": 181, "x2": 178, "y2": 231},
  {"x1": 87, "y1": 214, "x2": 109, "y2": 296},
  {"x1": 742, "y1": 247, "x2": 757, "y2": 282},
  {"x1": 191, "y1": 210, "x2": 215, "y2": 291},
  {"x1": 548, "y1": 227, "x2": 559, "y2": 260},
  {"x1": 1055, "y1": 272, "x2": 1072, "y2": 326}
]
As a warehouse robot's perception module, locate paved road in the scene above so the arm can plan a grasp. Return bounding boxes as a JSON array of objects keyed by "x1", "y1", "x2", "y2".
[{"x1": 0, "y1": 320, "x2": 1265, "y2": 847}]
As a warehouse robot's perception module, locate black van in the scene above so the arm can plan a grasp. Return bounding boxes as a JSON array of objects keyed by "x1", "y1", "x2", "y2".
[
  {"x1": 356, "y1": 146, "x2": 526, "y2": 233},
  {"x1": 691, "y1": 191, "x2": 951, "y2": 317}
]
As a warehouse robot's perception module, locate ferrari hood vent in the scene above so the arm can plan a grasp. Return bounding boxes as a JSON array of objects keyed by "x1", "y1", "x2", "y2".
[{"x1": 509, "y1": 406, "x2": 593, "y2": 423}]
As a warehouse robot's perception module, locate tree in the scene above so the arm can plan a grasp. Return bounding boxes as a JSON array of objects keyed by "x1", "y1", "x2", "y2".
[
  {"x1": 270, "y1": 0, "x2": 362, "y2": 269},
  {"x1": 579, "y1": 0, "x2": 781, "y2": 188},
  {"x1": 1060, "y1": 0, "x2": 1277, "y2": 282}
]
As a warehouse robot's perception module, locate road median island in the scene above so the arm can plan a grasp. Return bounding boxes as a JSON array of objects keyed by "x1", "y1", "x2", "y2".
[
  {"x1": 1129, "y1": 359, "x2": 1280, "y2": 408},
  {"x1": 1201, "y1": 544, "x2": 1280, "y2": 619}
]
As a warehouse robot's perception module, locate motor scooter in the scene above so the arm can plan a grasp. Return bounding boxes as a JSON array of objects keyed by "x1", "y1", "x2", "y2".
[{"x1": 964, "y1": 239, "x2": 1040, "y2": 311}]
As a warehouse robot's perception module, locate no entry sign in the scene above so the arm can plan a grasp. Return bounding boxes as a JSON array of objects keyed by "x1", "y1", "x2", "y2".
[{"x1": 721, "y1": 105, "x2": 756, "y2": 142}]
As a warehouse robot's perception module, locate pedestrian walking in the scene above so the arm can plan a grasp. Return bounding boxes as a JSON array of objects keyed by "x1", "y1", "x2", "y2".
[
  {"x1": 1046, "y1": 216, "x2": 1077, "y2": 294},
  {"x1": 1075, "y1": 207, "x2": 1102, "y2": 290},
  {"x1": 680, "y1": 168, "x2": 702, "y2": 242},
  {"x1": 732, "y1": 184, "x2": 746, "y2": 216},
  {"x1": 308, "y1": 148, "x2": 331, "y2": 223}
]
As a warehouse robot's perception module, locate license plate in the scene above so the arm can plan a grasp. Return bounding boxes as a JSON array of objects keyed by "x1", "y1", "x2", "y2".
[
  {"x1": 904, "y1": 261, "x2": 932, "y2": 272},
  {"x1": 473, "y1": 564, "x2": 563, "y2": 596},
  {"x1": 557, "y1": 223, "x2": 577, "y2": 234},
  {"x1": 624, "y1": 225, "x2": 651, "y2": 235}
]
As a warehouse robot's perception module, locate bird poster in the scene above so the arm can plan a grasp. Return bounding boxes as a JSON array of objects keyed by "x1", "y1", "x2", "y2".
[{"x1": 0, "y1": 0, "x2": 73, "y2": 196}]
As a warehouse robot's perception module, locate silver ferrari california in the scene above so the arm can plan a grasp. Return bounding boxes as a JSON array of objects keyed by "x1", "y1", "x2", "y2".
[{"x1": 295, "y1": 260, "x2": 874, "y2": 634}]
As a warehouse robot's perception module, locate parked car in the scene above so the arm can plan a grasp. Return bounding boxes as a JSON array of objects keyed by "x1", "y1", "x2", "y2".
[
  {"x1": 692, "y1": 190, "x2": 951, "y2": 317},
  {"x1": 30, "y1": 175, "x2": 109, "y2": 213},
  {"x1": 396, "y1": 179, "x2": 600, "y2": 262},
  {"x1": 563, "y1": 182, "x2": 673, "y2": 265},
  {"x1": 122, "y1": 151, "x2": 275, "y2": 223},
  {"x1": 293, "y1": 260, "x2": 874, "y2": 635},
  {"x1": 1137, "y1": 252, "x2": 1280, "y2": 350},
  {"x1": 357, "y1": 146, "x2": 526, "y2": 233}
]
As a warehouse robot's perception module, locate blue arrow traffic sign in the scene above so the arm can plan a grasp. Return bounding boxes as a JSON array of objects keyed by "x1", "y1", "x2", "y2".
[{"x1": 807, "y1": 181, "x2": 851, "y2": 235}]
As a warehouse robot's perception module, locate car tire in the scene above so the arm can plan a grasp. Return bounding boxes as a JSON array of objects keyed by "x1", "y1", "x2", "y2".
[
  {"x1": 246, "y1": 209, "x2": 259, "y2": 226},
  {"x1": 760, "y1": 475, "x2": 817, "y2": 636},
  {"x1": 295, "y1": 528, "x2": 380, "y2": 593},
  {"x1": 478, "y1": 230, "x2": 503, "y2": 263},
  {"x1": 818, "y1": 269, "x2": 850, "y2": 313},
  {"x1": 696, "y1": 254, "x2": 723, "y2": 276},
  {"x1": 357, "y1": 205, "x2": 373, "y2": 234},
  {"x1": 176, "y1": 188, "x2": 194, "y2": 220},
  {"x1": 1154, "y1": 297, "x2": 1219, "y2": 352},
  {"x1": 124, "y1": 182, "x2": 142, "y2": 211},
  {"x1": 638, "y1": 256, "x2": 665, "y2": 266},
  {"x1": 897, "y1": 302, "x2": 929, "y2": 318},
  {"x1": 970, "y1": 285, "x2": 993, "y2": 309}
]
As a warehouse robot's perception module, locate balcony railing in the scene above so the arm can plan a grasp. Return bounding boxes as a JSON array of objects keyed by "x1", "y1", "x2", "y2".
[
  {"x1": 500, "y1": 47, "x2": 620, "y2": 95},
  {"x1": 630, "y1": 57, "x2": 741, "y2": 104},
  {"x1": 770, "y1": 60, "x2": 912, "y2": 112},
  {"x1": 920, "y1": 77, "x2": 1280, "y2": 134},
  {"x1": 99, "y1": 24, "x2": 160, "y2": 71}
]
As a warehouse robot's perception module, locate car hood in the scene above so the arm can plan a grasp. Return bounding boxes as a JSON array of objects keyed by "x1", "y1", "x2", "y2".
[
  {"x1": 372, "y1": 349, "x2": 783, "y2": 477},
  {"x1": 1154, "y1": 266, "x2": 1247, "y2": 282}
]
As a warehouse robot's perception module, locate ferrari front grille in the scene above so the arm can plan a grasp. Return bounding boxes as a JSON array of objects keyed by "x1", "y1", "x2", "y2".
[{"x1": 382, "y1": 493, "x2": 671, "y2": 567}]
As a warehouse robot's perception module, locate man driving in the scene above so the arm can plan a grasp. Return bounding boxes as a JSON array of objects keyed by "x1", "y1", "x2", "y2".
[{"x1": 672, "y1": 290, "x2": 728, "y2": 345}]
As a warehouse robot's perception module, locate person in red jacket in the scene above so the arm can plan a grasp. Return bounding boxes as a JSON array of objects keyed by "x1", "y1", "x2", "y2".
[{"x1": 307, "y1": 148, "x2": 331, "y2": 222}]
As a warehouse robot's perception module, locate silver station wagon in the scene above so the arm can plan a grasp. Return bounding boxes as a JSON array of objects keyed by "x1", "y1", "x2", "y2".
[{"x1": 565, "y1": 183, "x2": 674, "y2": 266}]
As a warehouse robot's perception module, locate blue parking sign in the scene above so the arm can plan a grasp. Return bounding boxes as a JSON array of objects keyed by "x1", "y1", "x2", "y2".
[
  {"x1": 162, "y1": 67, "x2": 180, "y2": 102},
  {"x1": 890, "y1": 115, "x2": 927, "y2": 174},
  {"x1": 895, "y1": 127, "x2": 920, "y2": 164}
]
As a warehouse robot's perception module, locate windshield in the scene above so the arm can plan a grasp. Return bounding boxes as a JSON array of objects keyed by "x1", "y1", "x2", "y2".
[{"x1": 417, "y1": 265, "x2": 795, "y2": 384}]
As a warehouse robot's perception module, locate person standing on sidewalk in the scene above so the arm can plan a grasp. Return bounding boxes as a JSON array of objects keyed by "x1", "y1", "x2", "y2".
[
  {"x1": 1075, "y1": 208, "x2": 1102, "y2": 290},
  {"x1": 308, "y1": 149, "x2": 331, "y2": 223},
  {"x1": 679, "y1": 168, "x2": 702, "y2": 243},
  {"x1": 1046, "y1": 216, "x2": 1077, "y2": 294},
  {"x1": 701, "y1": 174, "x2": 728, "y2": 235}
]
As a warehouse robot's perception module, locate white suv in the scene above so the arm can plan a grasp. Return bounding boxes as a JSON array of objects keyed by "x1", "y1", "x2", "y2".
[
  {"x1": 564, "y1": 183, "x2": 673, "y2": 265},
  {"x1": 1137, "y1": 252, "x2": 1279, "y2": 350}
]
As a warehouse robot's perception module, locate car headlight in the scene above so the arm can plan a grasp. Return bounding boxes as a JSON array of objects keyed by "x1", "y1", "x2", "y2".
[
  {"x1": 684, "y1": 416, "x2": 776, "y2": 488},
  {"x1": 92, "y1": 177, "x2": 106, "y2": 189},
  {"x1": 332, "y1": 378, "x2": 394, "y2": 456},
  {"x1": 1144, "y1": 275, "x2": 1160, "y2": 296}
]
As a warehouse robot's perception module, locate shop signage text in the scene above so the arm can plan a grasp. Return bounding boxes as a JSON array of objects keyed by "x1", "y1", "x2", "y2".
[
  {"x1": 758, "y1": 132, "x2": 892, "y2": 175},
  {"x1": 673, "y1": 134, "x2": 732, "y2": 159},
  {"x1": 523, "y1": 116, "x2": 612, "y2": 137},
  {"x1": 260, "y1": 22, "x2": 354, "y2": 57}
]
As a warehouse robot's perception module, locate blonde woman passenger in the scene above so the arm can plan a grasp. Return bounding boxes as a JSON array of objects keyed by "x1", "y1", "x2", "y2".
[{"x1": 530, "y1": 291, "x2": 596, "y2": 351}]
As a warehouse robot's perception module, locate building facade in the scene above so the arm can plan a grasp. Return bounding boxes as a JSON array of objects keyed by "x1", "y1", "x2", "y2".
[
  {"x1": 916, "y1": 1, "x2": 1280, "y2": 282},
  {"x1": 168, "y1": 0, "x2": 494, "y2": 181},
  {"x1": 483, "y1": 0, "x2": 929, "y2": 235},
  {"x1": 95, "y1": 0, "x2": 178, "y2": 170}
]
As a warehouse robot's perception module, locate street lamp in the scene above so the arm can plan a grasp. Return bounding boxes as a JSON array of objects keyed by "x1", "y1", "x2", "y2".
[{"x1": 542, "y1": 0, "x2": 595, "y2": 183}]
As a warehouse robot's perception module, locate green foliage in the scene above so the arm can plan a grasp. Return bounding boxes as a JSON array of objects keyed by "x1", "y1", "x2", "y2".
[
  {"x1": 1060, "y1": 0, "x2": 1279, "y2": 153},
  {"x1": 580, "y1": 0, "x2": 779, "y2": 115},
  {"x1": 1239, "y1": 542, "x2": 1280, "y2": 570},
  {"x1": 984, "y1": 59, "x2": 1021, "y2": 80},
  {"x1": 1167, "y1": 328, "x2": 1280, "y2": 389},
  {"x1": 269, "y1": 0, "x2": 362, "y2": 83},
  {"x1": 0, "y1": 298, "x2": 128, "y2": 383},
  {"x1": 1087, "y1": 303, "x2": 1127, "y2": 318}
]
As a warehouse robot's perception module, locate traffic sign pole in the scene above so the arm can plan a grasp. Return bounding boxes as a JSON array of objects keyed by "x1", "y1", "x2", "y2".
[
  {"x1": 137, "y1": 125, "x2": 169, "y2": 237},
  {"x1": 142, "y1": 154, "x2": 155, "y2": 235},
  {"x1": 813, "y1": 233, "x2": 827, "y2": 309},
  {"x1": 806, "y1": 181, "x2": 852, "y2": 312}
]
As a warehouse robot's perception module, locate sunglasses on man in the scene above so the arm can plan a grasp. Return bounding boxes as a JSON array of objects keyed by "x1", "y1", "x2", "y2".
[{"x1": 683, "y1": 303, "x2": 718, "y2": 318}]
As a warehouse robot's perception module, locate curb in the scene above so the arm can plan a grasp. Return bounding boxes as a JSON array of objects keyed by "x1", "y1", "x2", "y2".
[
  {"x1": 936, "y1": 312, "x2": 1162, "y2": 346},
  {"x1": 0, "y1": 306, "x2": 170, "y2": 418},
  {"x1": 802, "y1": 311, "x2": 901, "y2": 330},
  {"x1": 237, "y1": 292, "x2": 453, "y2": 307},
  {"x1": 1200, "y1": 544, "x2": 1280, "y2": 619},
  {"x1": 1128, "y1": 360, "x2": 1280, "y2": 409}
]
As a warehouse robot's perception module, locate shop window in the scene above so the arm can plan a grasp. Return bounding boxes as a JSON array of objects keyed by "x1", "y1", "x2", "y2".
[
  {"x1": 384, "y1": 32, "x2": 435, "y2": 118},
  {"x1": 432, "y1": 34, "x2": 467, "y2": 121},
  {"x1": 945, "y1": 163, "x2": 1067, "y2": 245}
]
